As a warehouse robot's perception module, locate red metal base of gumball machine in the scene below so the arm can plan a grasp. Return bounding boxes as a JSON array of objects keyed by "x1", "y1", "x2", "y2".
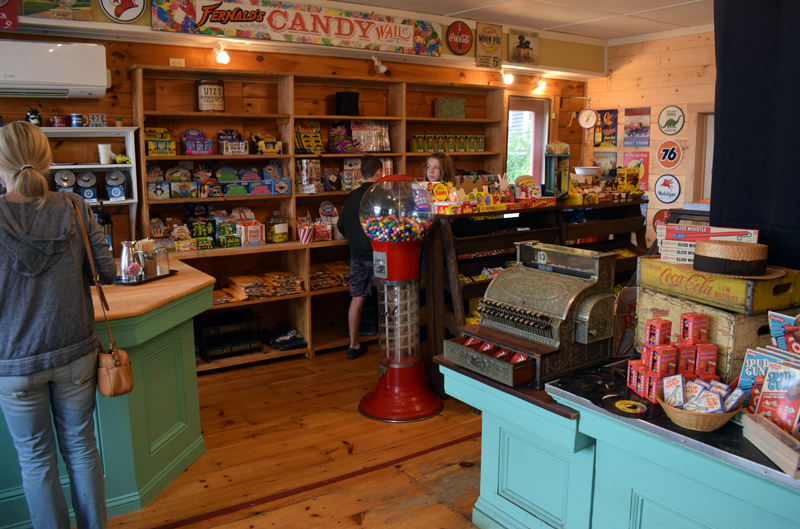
[{"x1": 359, "y1": 363, "x2": 443, "y2": 422}]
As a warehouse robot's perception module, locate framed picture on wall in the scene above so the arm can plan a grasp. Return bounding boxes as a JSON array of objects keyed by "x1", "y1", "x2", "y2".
[{"x1": 508, "y1": 28, "x2": 539, "y2": 65}]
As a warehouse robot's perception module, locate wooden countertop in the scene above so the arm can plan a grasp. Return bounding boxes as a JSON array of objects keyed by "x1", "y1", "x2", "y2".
[
  {"x1": 434, "y1": 355, "x2": 578, "y2": 420},
  {"x1": 93, "y1": 260, "x2": 215, "y2": 321}
]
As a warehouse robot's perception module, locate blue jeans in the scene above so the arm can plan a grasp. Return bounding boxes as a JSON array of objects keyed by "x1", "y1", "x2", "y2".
[{"x1": 0, "y1": 351, "x2": 107, "y2": 529}]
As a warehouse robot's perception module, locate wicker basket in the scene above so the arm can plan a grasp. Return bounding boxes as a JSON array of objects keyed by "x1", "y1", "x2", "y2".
[{"x1": 656, "y1": 389, "x2": 742, "y2": 432}]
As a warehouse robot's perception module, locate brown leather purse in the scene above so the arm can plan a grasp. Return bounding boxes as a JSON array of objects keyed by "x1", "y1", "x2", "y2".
[{"x1": 67, "y1": 194, "x2": 134, "y2": 397}]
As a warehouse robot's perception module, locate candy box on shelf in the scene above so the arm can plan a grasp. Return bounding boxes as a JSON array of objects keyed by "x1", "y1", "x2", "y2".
[
  {"x1": 181, "y1": 128, "x2": 213, "y2": 155},
  {"x1": 200, "y1": 183, "x2": 224, "y2": 198},
  {"x1": 411, "y1": 135, "x2": 425, "y2": 153},
  {"x1": 193, "y1": 237, "x2": 214, "y2": 251},
  {"x1": 224, "y1": 183, "x2": 249, "y2": 196},
  {"x1": 175, "y1": 238, "x2": 197, "y2": 252},
  {"x1": 645, "y1": 318, "x2": 672, "y2": 346},
  {"x1": 696, "y1": 344, "x2": 718, "y2": 376},
  {"x1": 218, "y1": 235, "x2": 241, "y2": 248},
  {"x1": 236, "y1": 220, "x2": 266, "y2": 246},
  {"x1": 674, "y1": 342, "x2": 697, "y2": 375},
  {"x1": 153, "y1": 238, "x2": 176, "y2": 252},
  {"x1": 248, "y1": 181, "x2": 273, "y2": 195},
  {"x1": 433, "y1": 202, "x2": 462, "y2": 215},
  {"x1": 170, "y1": 181, "x2": 198, "y2": 199},
  {"x1": 263, "y1": 160, "x2": 284, "y2": 179},
  {"x1": 147, "y1": 140, "x2": 176, "y2": 157},
  {"x1": 648, "y1": 344, "x2": 677, "y2": 377},
  {"x1": 252, "y1": 133, "x2": 282, "y2": 155},
  {"x1": 147, "y1": 182, "x2": 169, "y2": 200},
  {"x1": 679, "y1": 312, "x2": 708, "y2": 344},
  {"x1": 272, "y1": 179, "x2": 291, "y2": 195}
]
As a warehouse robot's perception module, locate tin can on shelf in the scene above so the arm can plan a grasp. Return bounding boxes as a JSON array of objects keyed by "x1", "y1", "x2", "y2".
[{"x1": 195, "y1": 80, "x2": 224, "y2": 112}]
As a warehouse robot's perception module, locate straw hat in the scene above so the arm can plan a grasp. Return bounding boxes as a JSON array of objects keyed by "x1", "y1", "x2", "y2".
[{"x1": 675, "y1": 240, "x2": 786, "y2": 280}]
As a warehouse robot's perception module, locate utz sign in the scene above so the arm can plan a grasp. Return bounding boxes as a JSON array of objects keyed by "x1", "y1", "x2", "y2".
[
  {"x1": 153, "y1": 0, "x2": 442, "y2": 56},
  {"x1": 654, "y1": 174, "x2": 680, "y2": 204}
]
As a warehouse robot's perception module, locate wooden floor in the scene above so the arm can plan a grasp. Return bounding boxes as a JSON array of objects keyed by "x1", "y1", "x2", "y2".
[{"x1": 108, "y1": 345, "x2": 482, "y2": 528}]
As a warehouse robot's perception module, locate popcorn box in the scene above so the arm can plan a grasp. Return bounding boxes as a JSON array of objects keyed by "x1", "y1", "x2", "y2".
[
  {"x1": 646, "y1": 318, "x2": 672, "y2": 346},
  {"x1": 236, "y1": 221, "x2": 265, "y2": 246},
  {"x1": 248, "y1": 181, "x2": 273, "y2": 195},
  {"x1": 679, "y1": 312, "x2": 708, "y2": 344},
  {"x1": 663, "y1": 374, "x2": 685, "y2": 408}
]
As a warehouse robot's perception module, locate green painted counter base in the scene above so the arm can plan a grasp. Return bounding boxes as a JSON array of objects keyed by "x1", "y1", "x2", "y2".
[
  {"x1": 439, "y1": 361, "x2": 800, "y2": 529},
  {"x1": 0, "y1": 286, "x2": 212, "y2": 529}
]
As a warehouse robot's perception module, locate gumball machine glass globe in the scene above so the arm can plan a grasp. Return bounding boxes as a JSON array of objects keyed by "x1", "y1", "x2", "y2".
[{"x1": 359, "y1": 177, "x2": 433, "y2": 244}]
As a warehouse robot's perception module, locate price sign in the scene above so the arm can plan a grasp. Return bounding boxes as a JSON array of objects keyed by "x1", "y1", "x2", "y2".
[{"x1": 657, "y1": 140, "x2": 683, "y2": 170}]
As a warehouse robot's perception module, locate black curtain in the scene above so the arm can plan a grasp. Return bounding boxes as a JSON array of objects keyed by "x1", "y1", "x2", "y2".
[{"x1": 711, "y1": 1, "x2": 800, "y2": 269}]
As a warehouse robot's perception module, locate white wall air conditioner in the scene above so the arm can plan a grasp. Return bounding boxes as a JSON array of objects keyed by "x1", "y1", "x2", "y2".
[{"x1": 0, "y1": 41, "x2": 106, "y2": 98}]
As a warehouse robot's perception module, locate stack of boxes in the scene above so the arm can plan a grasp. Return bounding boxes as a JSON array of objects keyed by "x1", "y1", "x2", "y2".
[{"x1": 627, "y1": 313, "x2": 719, "y2": 403}]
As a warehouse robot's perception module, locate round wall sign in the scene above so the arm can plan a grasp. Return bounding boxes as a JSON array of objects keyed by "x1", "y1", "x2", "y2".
[
  {"x1": 657, "y1": 140, "x2": 683, "y2": 170},
  {"x1": 446, "y1": 21, "x2": 473, "y2": 55},
  {"x1": 100, "y1": 0, "x2": 146, "y2": 23},
  {"x1": 658, "y1": 106, "x2": 685, "y2": 136},
  {"x1": 654, "y1": 174, "x2": 681, "y2": 204},
  {"x1": 653, "y1": 209, "x2": 671, "y2": 229}
]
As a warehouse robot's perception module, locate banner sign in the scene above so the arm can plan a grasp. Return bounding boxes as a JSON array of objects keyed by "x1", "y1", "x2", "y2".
[
  {"x1": 476, "y1": 22, "x2": 502, "y2": 69},
  {"x1": 152, "y1": 0, "x2": 442, "y2": 56}
]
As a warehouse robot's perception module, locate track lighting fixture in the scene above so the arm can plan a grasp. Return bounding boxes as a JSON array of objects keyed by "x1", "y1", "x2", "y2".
[
  {"x1": 213, "y1": 43, "x2": 230, "y2": 65},
  {"x1": 533, "y1": 76, "x2": 546, "y2": 91},
  {"x1": 371, "y1": 56, "x2": 391, "y2": 76}
]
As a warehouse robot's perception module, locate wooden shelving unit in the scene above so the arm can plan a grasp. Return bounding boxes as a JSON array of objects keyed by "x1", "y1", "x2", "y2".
[{"x1": 130, "y1": 65, "x2": 507, "y2": 372}]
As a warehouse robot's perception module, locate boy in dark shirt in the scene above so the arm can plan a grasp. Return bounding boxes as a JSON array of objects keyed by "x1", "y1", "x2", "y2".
[{"x1": 337, "y1": 155, "x2": 384, "y2": 359}]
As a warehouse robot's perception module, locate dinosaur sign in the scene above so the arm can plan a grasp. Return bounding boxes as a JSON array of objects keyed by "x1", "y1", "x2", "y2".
[{"x1": 658, "y1": 106, "x2": 685, "y2": 136}]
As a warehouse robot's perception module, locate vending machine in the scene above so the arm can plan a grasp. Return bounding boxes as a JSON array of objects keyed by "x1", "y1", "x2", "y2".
[{"x1": 543, "y1": 141, "x2": 570, "y2": 198}]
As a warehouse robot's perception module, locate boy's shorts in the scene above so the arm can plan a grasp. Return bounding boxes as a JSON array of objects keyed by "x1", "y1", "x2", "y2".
[{"x1": 349, "y1": 260, "x2": 375, "y2": 297}]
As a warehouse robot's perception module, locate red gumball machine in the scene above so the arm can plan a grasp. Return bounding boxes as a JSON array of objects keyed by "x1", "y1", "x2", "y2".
[{"x1": 358, "y1": 175, "x2": 443, "y2": 422}]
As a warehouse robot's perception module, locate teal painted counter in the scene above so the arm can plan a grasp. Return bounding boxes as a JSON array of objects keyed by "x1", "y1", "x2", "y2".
[
  {"x1": 436, "y1": 356, "x2": 800, "y2": 529},
  {"x1": 0, "y1": 262, "x2": 214, "y2": 529}
]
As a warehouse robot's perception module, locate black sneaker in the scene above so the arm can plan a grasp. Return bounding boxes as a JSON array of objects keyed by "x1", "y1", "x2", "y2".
[{"x1": 347, "y1": 343, "x2": 368, "y2": 360}]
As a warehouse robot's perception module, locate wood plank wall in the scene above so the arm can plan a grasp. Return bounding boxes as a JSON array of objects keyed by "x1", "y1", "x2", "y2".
[
  {"x1": 0, "y1": 34, "x2": 584, "y2": 244},
  {"x1": 586, "y1": 32, "x2": 716, "y2": 245}
]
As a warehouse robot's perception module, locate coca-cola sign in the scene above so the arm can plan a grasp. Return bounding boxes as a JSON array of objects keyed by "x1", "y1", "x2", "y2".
[{"x1": 446, "y1": 21, "x2": 473, "y2": 55}]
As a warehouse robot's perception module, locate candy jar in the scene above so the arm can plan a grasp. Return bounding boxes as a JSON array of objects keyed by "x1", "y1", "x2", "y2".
[{"x1": 267, "y1": 210, "x2": 289, "y2": 243}]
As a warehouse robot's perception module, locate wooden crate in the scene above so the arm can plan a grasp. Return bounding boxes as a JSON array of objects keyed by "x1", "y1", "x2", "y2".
[
  {"x1": 638, "y1": 256, "x2": 800, "y2": 315},
  {"x1": 635, "y1": 288, "x2": 800, "y2": 383}
]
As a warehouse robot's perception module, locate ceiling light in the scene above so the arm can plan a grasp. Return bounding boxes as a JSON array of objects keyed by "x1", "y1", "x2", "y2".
[
  {"x1": 502, "y1": 71, "x2": 514, "y2": 85},
  {"x1": 372, "y1": 56, "x2": 390, "y2": 76},
  {"x1": 533, "y1": 76, "x2": 546, "y2": 91},
  {"x1": 213, "y1": 44, "x2": 230, "y2": 65}
]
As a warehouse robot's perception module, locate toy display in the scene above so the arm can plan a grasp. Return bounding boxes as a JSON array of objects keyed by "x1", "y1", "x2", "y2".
[
  {"x1": 181, "y1": 129, "x2": 213, "y2": 155},
  {"x1": 294, "y1": 121, "x2": 324, "y2": 154}
]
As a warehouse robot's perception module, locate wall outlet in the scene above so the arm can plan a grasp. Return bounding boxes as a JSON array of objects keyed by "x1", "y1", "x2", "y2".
[{"x1": 169, "y1": 58, "x2": 185, "y2": 67}]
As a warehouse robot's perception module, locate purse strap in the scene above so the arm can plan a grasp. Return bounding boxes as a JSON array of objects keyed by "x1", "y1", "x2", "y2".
[{"x1": 65, "y1": 194, "x2": 116, "y2": 355}]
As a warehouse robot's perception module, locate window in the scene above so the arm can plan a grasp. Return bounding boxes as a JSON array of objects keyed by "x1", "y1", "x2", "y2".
[{"x1": 505, "y1": 97, "x2": 550, "y2": 183}]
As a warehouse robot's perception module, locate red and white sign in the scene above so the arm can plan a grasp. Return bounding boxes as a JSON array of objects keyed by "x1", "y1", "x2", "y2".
[
  {"x1": 657, "y1": 140, "x2": 683, "y2": 170},
  {"x1": 0, "y1": 0, "x2": 17, "y2": 31},
  {"x1": 446, "y1": 21, "x2": 472, "y2": 55}
]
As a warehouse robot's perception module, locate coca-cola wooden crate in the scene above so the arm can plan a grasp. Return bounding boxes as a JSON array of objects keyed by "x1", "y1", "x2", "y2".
[
  {"x1": 635, "y1": 288, "x2": 800, "y2": 383},
  {"x1": 638, "y1": 255, "x2": 800, "y2": 315}
]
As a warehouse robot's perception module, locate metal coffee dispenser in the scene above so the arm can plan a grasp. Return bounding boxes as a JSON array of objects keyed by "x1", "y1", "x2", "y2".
[{"x1": 443, "y1": 242, "x2": 617, "y2": 388}]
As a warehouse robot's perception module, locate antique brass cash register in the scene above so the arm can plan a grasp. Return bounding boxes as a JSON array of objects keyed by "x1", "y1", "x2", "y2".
[{"x1": 443, "y1": 242, "x2": 617, "y2": 388}]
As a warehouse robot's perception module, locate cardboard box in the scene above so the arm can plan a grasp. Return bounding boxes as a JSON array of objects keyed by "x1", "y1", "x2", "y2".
[
  {"x1": 638, "y1": 256, "x2": 800, "y2": 315},
  {"x1": 635, "y1": 287, "x2": 800, "y2": 383}
]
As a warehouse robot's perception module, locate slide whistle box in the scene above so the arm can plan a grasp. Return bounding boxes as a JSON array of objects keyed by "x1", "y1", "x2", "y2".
[
  {"x1": 679, "y1": 312, "x2": 708, "y2": 344},
  {"x1": 663, "y1": 374, "x2": 685, "y2": 408},
  {"x1": 646, "y1": 318, "x2": 672, "y2": 346}
]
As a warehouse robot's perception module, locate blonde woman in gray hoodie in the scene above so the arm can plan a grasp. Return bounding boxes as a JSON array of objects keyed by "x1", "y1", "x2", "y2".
[{"x1": 0, "y1": 121, "x2": 116, "y2": 529}]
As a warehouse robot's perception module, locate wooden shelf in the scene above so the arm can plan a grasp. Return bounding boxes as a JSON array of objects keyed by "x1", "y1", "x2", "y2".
[
  {"x1": 172, "y1": 239, "x2": 348, "y2": 260},
  {"x1": 196, "y1": 345, "x2": 309, "y2": 372},
  {"x1": 312, "y1": 330, "x2": 378, "y2": 353},
  {"x1": 152, "y1": 195, "x2": 290, "y2": 204},
  {"x1": 309, "y1": 285, "x2": 350, "y2": 296},
  {"x1": 453, "y1": 226, "x2": 559, "y2": 255},
  {"x1": 563, "y1": 216, "x2": 647, "y2": 241},
  {"x1": 207, "y1": 292, "x2": 308, "y2": 310},
  {"x1": 296, "y1": 115, "x2": 402, "y2": 121},
  {"x1": 295, "y1": 191, "x2": 350, "y2": 197},
  {"x1": 144, "y1": 111, "x2": 290, "y2": 120},
  {"x1": 405, "y1": 151, "x2": 500, "y2": 157},
  {"x1": 295, "y1": 152, "x2": 402, "y2": 158},
  {"x1": 406, "y1": 117, "x2": 502, "y2": 124},
  {"x1": 145, "y1": 154, "x2": 290, "y2": 161}
]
